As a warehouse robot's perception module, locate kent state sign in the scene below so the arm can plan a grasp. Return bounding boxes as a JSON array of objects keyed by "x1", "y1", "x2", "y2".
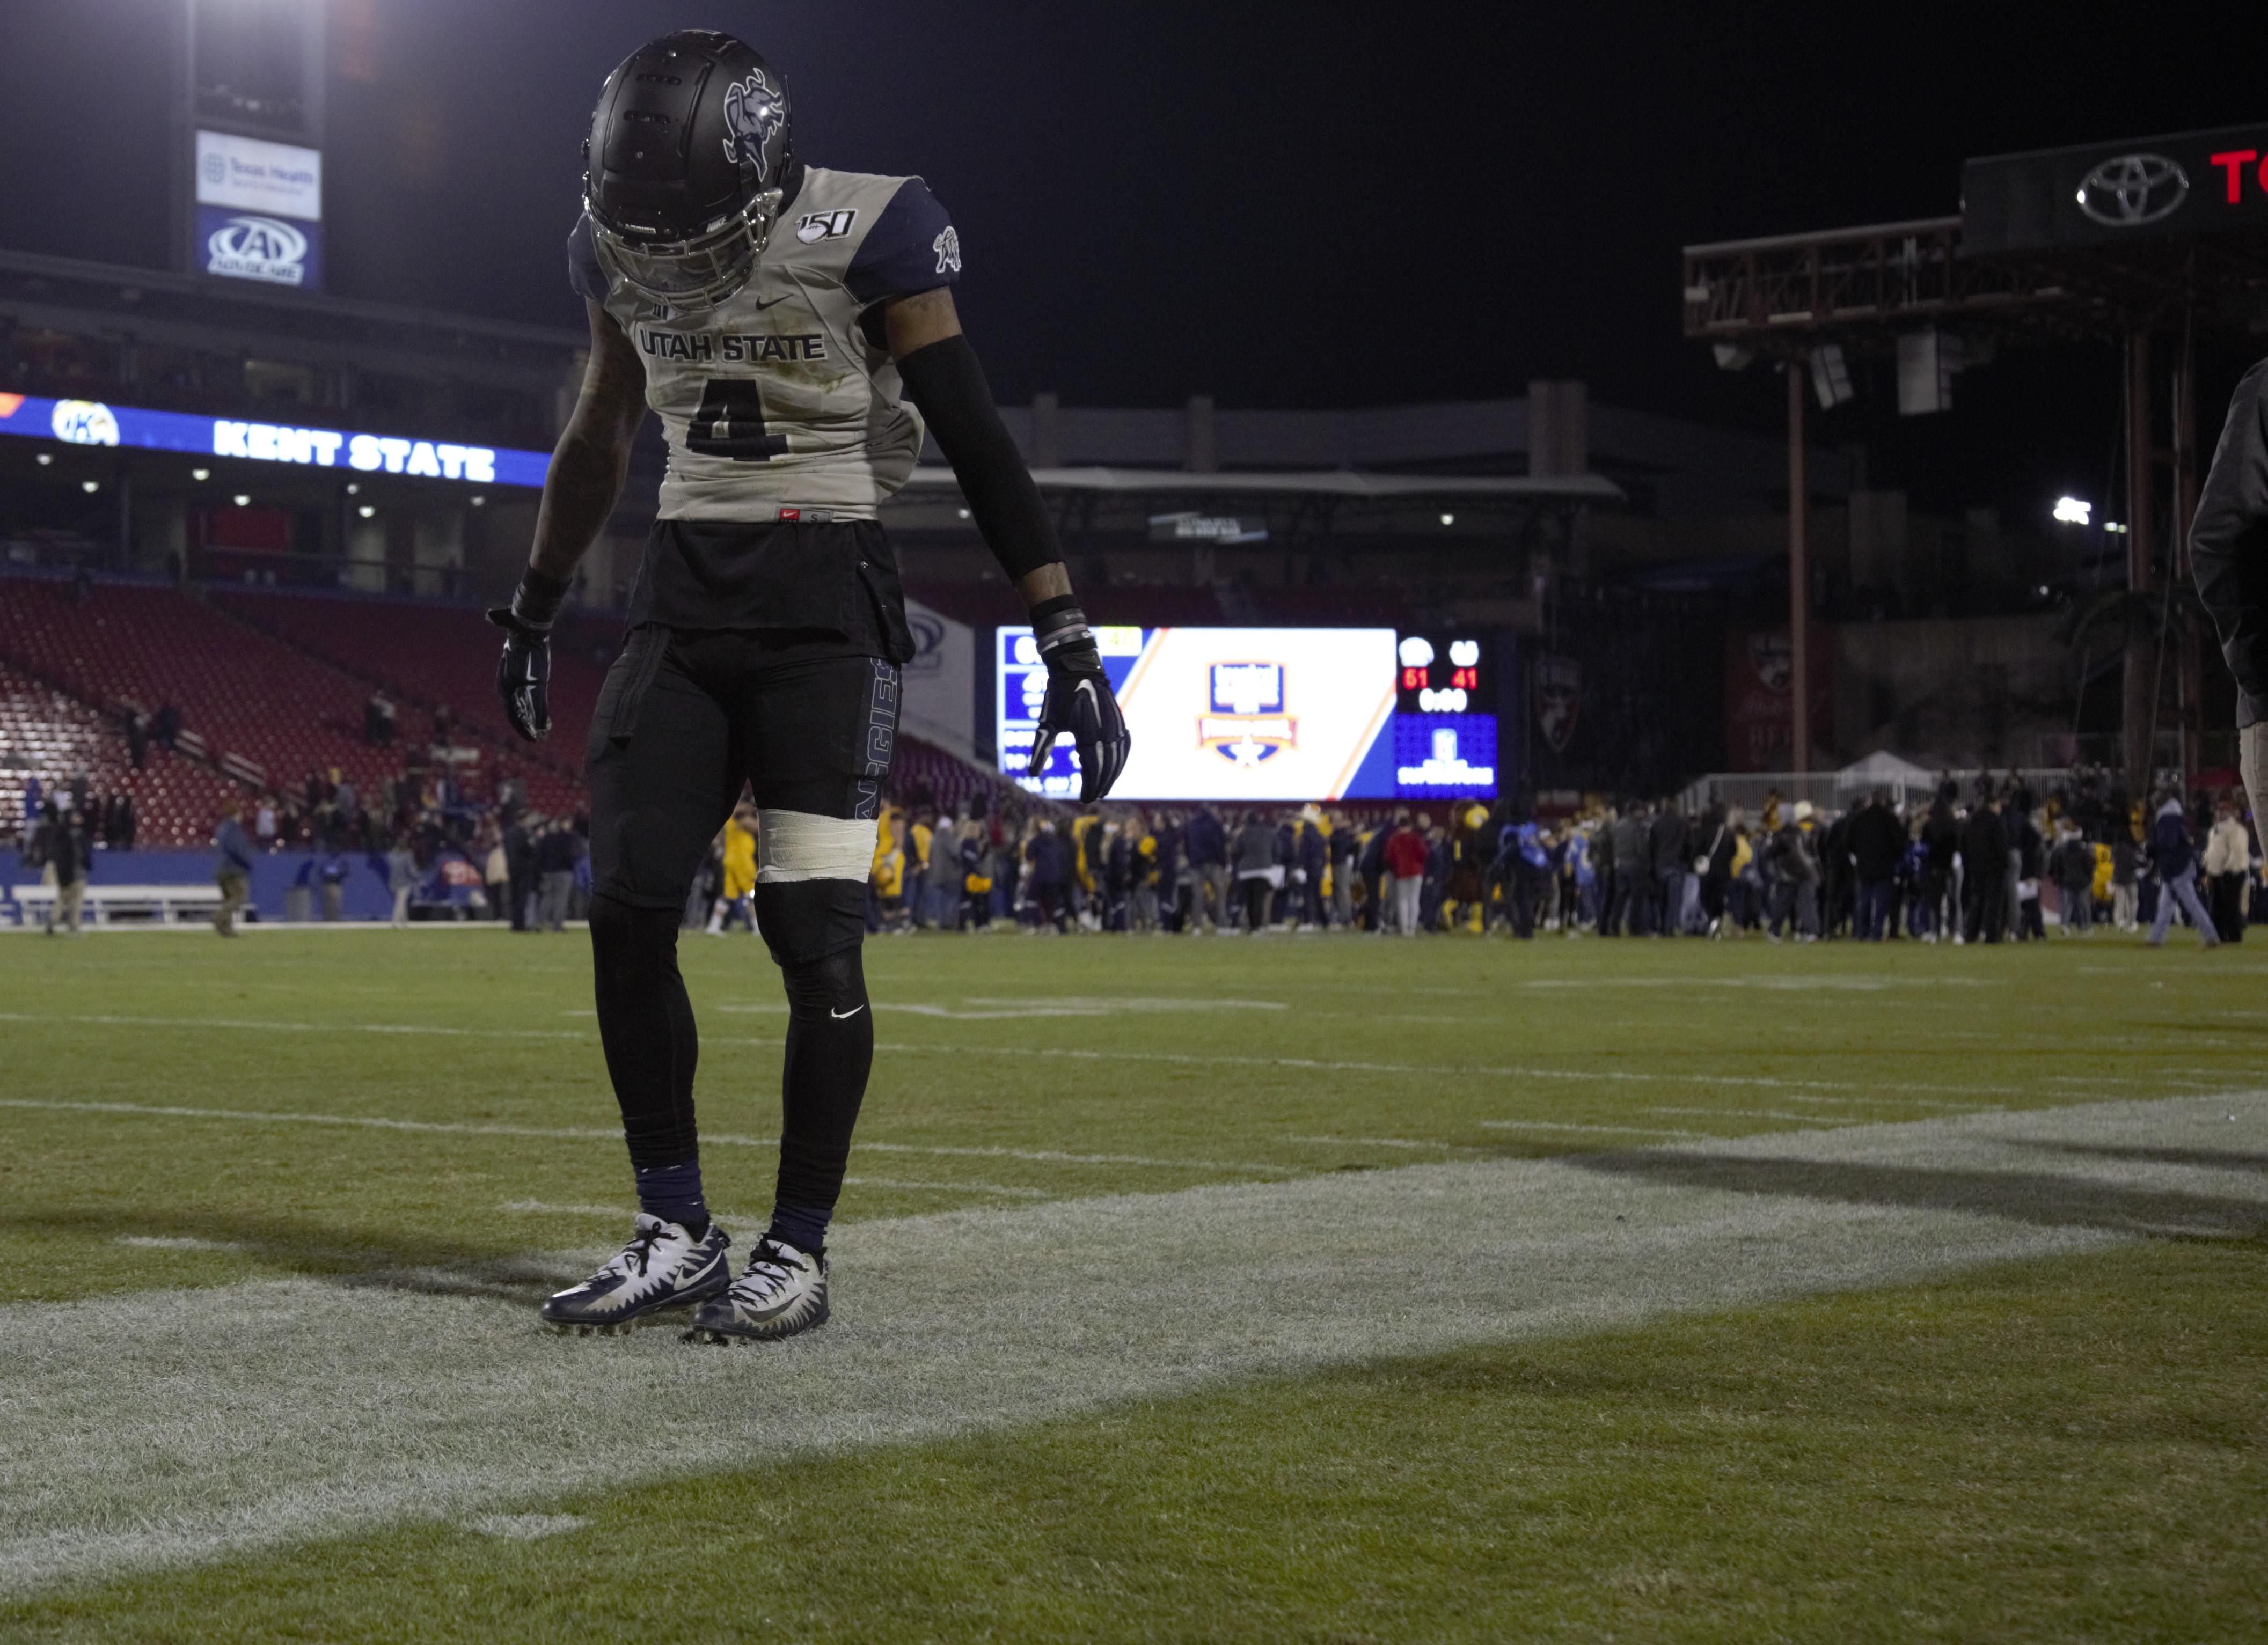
[{"x1": 1962, "y1": 121, "x2": 2268, "y2": 255}]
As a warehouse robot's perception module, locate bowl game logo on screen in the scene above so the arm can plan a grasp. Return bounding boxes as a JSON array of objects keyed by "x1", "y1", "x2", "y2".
[{"x1": 1197, "y1": 662, "x2": 1297, "y2": 767}]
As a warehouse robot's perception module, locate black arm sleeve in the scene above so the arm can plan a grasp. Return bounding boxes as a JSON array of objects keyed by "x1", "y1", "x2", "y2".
[
  {"x1": 895, "y1": 334, "x2": 1063, "y2": 583},
  {"x1": 2193, "y1": 358, "x2": 2268, "y2": 728}
]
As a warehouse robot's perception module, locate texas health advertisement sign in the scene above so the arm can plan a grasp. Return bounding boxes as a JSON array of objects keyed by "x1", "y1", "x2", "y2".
[{"x1": 196, "y1": 130, "x2": 324, "y2": 290}]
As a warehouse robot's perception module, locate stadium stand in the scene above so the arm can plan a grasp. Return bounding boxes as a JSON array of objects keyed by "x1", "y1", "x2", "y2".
[
  {"x1": 211, "y1": 586, "x2": 605, "y2": 817},
  {"x1": 891, "y1": 732, "x2": 1031, "y2": 819},
  {"x1": 0, "y1": 577, "x2": 391, "y2": 803},
  {"x1": 2, "y1": 572, "x2": 1016, "y2": 848},
  {"x1": 0, "y1": 574, "x2": 597, "y2": 841},
  {"x1": 0, "y1": 653, "x2": 240, "y2": 846}
]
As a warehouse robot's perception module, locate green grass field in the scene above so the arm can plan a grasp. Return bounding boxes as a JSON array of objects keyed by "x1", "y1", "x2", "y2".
[{"x1": 1, "y1": 924, "x2": 2263, "y2": 1641}]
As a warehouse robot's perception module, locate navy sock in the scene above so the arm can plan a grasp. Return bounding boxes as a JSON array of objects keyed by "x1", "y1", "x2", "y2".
[
  {"x1": 634, "y1": 1161, "x2": 708, "y2": 1236},
  {"x1": 765, "y1": 1200, "x2": 829, "y2": 1257}
]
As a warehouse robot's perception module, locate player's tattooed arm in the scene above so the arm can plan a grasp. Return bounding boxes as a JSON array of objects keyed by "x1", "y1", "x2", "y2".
[
  {"x1": 527, "y1": 300, "x2": 648, "y2": 585},
  {"x1": 485, "y1": 302, "x2": 646, "y2": 741}
]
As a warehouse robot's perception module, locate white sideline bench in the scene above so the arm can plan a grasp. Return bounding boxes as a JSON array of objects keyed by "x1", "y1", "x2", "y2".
[{"x1": 6, "y1": 883, "x2": 226, "y2": 927}]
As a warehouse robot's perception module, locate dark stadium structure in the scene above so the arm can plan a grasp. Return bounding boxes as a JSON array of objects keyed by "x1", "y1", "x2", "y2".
[{"x1": 1684, "y1": 119, "x2": 2268, "y2": 791}]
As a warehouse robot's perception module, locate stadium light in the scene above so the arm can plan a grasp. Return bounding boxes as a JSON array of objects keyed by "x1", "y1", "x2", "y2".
[
  {"x1": 35, "y1": 452, "x2": 50, "y2": 466},
  {"x1": 191, "y1": 467, "x2": 210, "y2": 481},
  {"x1": 469, "y1": 494, "x2": 485, "y2": 507},
  {"x1": 345, "y1": 482, "x2": 359, "y2": 494},
  {"x1": 357, "y1": 504, "x2": 375, "y2": 518},
  {"x1": 2052, "y1": 496, "x2": 2092, "y2": 525},
  {"x1": 81, "y1": 480, "x2": 99, "y2": 493},
  {"x1": 2105, "y1": 521, "x2": 2128, "y2": 534},
  {"x1": 1439, "y1": 512, "x2": 1455, "y2": 526},
  {"x1": 232, "y1": 494, "x2": 250, "y2": 506}
]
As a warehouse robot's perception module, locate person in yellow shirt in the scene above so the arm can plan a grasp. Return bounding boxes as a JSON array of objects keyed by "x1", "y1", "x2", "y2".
[
  {"x1": 870, "y1": 812, "x2": 909, "y2": 931},
  {"x1": 706, "y1": 804, "x2": 758, "y2": 935},
  {"x1": 908, "y1": 811, "x2": 935, "y2": 928}
]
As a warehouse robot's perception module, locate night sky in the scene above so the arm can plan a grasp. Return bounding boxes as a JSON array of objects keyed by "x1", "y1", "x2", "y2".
[{"x1": 3, "y1": 2, "x2": 2266, "y2": 516}]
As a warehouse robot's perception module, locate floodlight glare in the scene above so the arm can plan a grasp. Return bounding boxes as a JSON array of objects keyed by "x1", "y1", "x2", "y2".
[
  {"x1": 358, "y1": 505, "x2": 376, "y2": 518},
  {"x1": 81, "y1": 480, "x2": 99, "y2": 493},
  {"x1": 1439, "y1": 512, "x2": 1455, "y2": 526},
  {"x1": 191, "y1": 467, "x2": 210, "y2": 481},
  {"x1": 232, "y1": 494, "x2": 250, "y2": 506},
  {"x1": 2052, "y1": 496, "x2": 2092, "y2": 525}
]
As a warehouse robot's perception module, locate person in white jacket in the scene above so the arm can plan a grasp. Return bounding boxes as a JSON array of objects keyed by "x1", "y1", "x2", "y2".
[{"x1": 2201, "y1": 796, "x2": 2254, "y2": 943}]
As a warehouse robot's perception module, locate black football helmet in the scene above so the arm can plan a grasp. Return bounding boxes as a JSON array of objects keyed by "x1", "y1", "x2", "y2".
[{"x1": 583, "y1": 30, "x2": 793, "y2": 311}]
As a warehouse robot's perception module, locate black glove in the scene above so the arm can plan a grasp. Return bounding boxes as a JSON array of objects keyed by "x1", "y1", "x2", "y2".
[
  {"x1": 485, "y1": 567, "x2": 570, "y2": 743},
  {"x1": 1027, "y1": 599, "x2": 1131, "y2": 803}
]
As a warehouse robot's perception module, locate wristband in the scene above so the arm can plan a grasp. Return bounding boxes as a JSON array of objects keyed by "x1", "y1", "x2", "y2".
[
  {"x1": 1029, "y1": 595, "x2": 1091, "y2": 659},
  {"x1": 509, "y1": 567, "x2": 573, "y2": 631}
]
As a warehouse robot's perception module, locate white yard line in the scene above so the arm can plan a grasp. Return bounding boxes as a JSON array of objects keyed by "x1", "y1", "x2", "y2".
[
  {"x1": 0, "y1": 1011, "x2": 587, "y2": 1042},
  {"x1": 1481, "y1": 1119, "x2": 1705, "y2": 1137},
  {"x1": 5, "y1": 1095, "x2": 2263, "y2": 1596},
  {"x1": 0, "y1": 1006, "x2": 2159, "y2": 1110},
  {"x1": 1281, "y1": 1135, "x2": 1480, "y2": 1152},
  {"x1": 0, "y1": 1098, "x2": 1289, "y2": 1177},
  {"x1": 0, "y1": 1010, "x2": 2166, "y2": 1104},
  {"x1": 1647, "y1": 1107, "x2": 1869, "y2": 1125}
]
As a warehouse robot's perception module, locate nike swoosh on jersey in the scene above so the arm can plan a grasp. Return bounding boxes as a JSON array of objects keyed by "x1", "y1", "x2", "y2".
[
  {"x1": 752, "y1": 295, "x2": 792, "y2": 310},
  {"x1": 830, "y1": 1004, "x2": 868, "y2": 1020}
]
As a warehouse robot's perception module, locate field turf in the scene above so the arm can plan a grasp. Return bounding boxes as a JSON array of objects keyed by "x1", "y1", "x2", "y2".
[{"x1": 1, "y1": 923, "x2": 2263, "y2": 1641}]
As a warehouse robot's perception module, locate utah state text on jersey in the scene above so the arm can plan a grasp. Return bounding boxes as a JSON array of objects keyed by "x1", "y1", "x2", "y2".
[{"x1": 636, "y1": 327, "x2": 828, "y2": 364}]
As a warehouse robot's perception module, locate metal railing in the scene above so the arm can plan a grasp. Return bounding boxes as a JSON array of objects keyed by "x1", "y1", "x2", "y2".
[{"x1": 1677, "y1": 768, "x2": 2082, "y2": 818}]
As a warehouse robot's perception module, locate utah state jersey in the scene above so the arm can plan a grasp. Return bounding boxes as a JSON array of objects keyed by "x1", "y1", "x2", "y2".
[{"x1": 570, "y1": 167, "x2": 962, "y2": 520}]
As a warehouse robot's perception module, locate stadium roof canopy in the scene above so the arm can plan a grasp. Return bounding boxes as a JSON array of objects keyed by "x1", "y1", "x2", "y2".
[{"x1": 901, "y1": 465, "x2": 1624, "y2": 504}]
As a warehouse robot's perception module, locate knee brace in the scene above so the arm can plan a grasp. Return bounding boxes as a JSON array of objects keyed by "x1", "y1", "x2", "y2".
[{"x1": 752, "y1": 807, "x2": 874, "y2": 972}]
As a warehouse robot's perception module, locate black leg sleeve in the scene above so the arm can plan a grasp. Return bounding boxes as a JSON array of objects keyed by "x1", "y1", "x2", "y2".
[
  {"x1": 772, "y1": 943, "x2": 873, "y2": 1223},
  {"x1": 589, "y1": 891, "x2": 702, "y2": 1171}
]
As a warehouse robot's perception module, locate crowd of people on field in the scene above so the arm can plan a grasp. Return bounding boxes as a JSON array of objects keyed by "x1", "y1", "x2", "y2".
[{"x1": 803, "y1": 767, "x2": 2256, "y2": 949}]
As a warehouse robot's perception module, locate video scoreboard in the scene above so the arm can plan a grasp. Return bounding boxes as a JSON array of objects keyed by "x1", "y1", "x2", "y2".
[{"x1": 996, "y1": 626, "x2": 1497, "y2": 802}]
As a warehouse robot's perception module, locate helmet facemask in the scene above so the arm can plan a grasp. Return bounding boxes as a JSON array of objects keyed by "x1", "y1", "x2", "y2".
[{"x1": 588, "y1": 186, "x2": 782, "y2": 312}]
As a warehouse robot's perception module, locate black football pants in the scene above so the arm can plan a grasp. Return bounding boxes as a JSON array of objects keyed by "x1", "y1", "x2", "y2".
[{"x1": 584, "y1": 627, "x2": 898, "y2": 1229}]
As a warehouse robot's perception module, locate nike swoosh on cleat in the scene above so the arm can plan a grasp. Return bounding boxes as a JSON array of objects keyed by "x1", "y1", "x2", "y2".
[{"x1": 830, "y1": 1004, "x2": 868, "y2": 1020}]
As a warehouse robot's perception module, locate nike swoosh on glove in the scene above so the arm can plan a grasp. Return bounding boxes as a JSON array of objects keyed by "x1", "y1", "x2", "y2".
[
  {"x1": 484, "y1": 608, "x2": 553, "y2": 741},
  {"x1": 1028, "y1": 637, "x2": 1131, "y2": 803}
]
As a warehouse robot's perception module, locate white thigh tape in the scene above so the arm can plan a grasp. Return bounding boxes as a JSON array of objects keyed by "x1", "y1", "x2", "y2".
[{"x1": 757, "y1": 809, "x2": 879, "y2": 883}]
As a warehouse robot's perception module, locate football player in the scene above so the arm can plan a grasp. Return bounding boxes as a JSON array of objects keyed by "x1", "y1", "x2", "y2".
[{"x1": 491, "y1": 30, "x2": 1129, "y2": 1342}]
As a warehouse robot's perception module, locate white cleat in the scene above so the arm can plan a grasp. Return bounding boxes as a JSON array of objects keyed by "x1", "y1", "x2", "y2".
[
  {"x1": 540, "y1": 1214, "x2": 731, "y2": 1336},
  {"x1": 686, "y1": 1237, "x2": 829, "y2": 1344}
]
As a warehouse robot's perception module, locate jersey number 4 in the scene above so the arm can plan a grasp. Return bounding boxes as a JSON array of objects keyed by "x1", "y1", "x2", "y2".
[{"x1": 686, "y1": 377, "x2": 789, "y2": 461}]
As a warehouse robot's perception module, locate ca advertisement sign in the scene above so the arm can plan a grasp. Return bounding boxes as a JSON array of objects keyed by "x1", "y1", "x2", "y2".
[
  {"x1": 0, "y1": 391, "x2": 551, "y2": 489},
  {"x1": 994, "y1": 626, "x2": 1500, "y2": 803},
  {"x1": 901, "y1": 596, "x2": 977, "y2": 763},
  {"x1": 195, "y1": 131, "x2": 323, "y2": 288}
]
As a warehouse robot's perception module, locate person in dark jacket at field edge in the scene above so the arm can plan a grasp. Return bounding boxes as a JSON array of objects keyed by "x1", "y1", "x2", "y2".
[
  {"x1": 1845, "y1": 790, "x2": 1907, "y2": 941},
  {"x1": 2193, "y1": 354, "x2": 2268, "y2": 827},
  {"x1": 1960, "y1": 791, "x2": 2009, "y2": 945},
  {"x1": 2145, "y1": 791, "x2": 2220, "y2": 949}
]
